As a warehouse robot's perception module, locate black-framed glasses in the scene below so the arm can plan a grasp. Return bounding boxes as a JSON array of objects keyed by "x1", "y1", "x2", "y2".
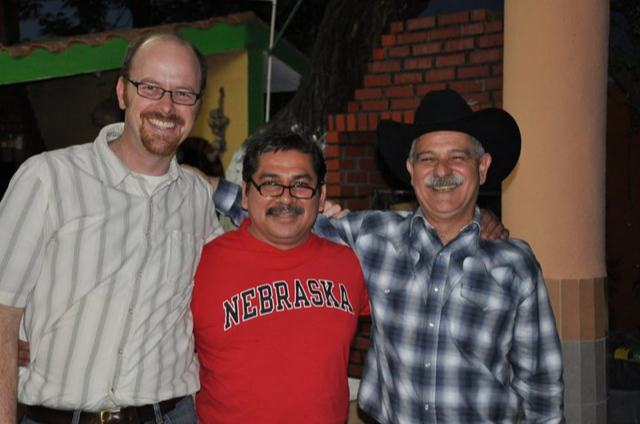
[
  {"x1": 250, "y1": 179, "x2": 320, "y2": 199},
  {"x1": 126, "y1": 77, "x2": 202, "y2": 106}
]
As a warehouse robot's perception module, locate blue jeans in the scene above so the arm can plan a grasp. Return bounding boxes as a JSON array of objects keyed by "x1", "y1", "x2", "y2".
[{"x1": 21, "y1": 396, "x2": 197, "y2": 424}]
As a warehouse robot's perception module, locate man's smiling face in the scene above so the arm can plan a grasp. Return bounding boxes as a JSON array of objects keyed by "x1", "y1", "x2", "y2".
[
  {"x1": 117, "y1": 36, "x2": 202, "y2": 158},
  {"x1": 406, "y1": 131, "x2": 491, "y2": 229}
]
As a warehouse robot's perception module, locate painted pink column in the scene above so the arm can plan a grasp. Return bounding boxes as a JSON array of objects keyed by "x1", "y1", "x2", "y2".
[{"x1": 502, "y1": 1, "x2": 609, "y2": 422}]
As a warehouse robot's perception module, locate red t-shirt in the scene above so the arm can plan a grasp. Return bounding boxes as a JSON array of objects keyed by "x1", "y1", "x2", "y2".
[{"x1": 192, "y1": 219, "x2": 368, "y2": 424}]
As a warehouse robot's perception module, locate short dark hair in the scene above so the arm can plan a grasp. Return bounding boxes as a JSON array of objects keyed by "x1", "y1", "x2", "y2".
[
  {"x1": 242, "y1": 132, "x2": 327, "y2": 187},
  {"x1": 121, "y1": 31, "x2": 208, "y2": 93}
]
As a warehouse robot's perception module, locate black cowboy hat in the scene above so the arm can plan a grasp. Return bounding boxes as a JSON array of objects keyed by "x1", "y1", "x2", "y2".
[{"x1": 376, "y1": 89, "x2": 521, "y2": 188}]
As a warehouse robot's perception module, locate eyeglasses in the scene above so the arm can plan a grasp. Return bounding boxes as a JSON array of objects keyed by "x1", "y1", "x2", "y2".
[
  {"x1": 126, "y1": 77, "x2": 202, "y2": 106},
  {"x1": 250, "y1": 179, "x2": 320, "y2": 199}
]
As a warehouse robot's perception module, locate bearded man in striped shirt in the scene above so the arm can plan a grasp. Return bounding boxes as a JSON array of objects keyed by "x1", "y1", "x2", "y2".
[{"x1": 0, "y1": 31, "x2": 222, "y2": 424}]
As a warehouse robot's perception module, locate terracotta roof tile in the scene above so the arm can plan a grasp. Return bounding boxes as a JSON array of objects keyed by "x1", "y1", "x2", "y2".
[{"x1": 0, "y1": 11, "x2": 257, "y2": 58}]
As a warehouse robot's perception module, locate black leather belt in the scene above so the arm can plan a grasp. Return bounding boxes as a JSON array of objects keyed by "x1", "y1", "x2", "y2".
[{"x1": 23, "y1": 396, "x2": 185, "y2": 424}]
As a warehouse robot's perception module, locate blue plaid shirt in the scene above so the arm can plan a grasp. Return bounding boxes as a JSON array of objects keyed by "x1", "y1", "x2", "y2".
[{"x1": 214, "y1": 180, "x2": 564, "y2": 423}]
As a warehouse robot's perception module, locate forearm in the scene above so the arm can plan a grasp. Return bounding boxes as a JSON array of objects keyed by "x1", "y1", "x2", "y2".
[
  {"x1": 213, "y1": 179, "x2": 247, "y2": 225},
  {"x1": 0, "y1": 305, "x2": 23, "y2": 424}
]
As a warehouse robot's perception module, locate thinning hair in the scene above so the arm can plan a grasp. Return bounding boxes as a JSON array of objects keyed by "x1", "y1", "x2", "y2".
[{"x1": 121, "y1": 31, "x2": 208, "y2": 93}]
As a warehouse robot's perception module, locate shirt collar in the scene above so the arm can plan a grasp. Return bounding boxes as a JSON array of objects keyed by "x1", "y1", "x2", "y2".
[
  {"x1": 409, "y1": 206, "x2": 482, "y2": 245},
  {"x1": 95, "y1": 123, "x2": 181, "y2": 187}
]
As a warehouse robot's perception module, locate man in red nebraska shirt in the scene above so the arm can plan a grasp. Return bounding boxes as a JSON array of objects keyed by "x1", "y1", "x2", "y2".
[{"x1": 191, "y1": 132, "x2": 369, "y2": 424}]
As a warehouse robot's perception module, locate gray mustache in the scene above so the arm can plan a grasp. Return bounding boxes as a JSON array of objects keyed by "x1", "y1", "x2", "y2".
[{"x1": 425, "y1": 175, "x2": 464, "y2": 188}]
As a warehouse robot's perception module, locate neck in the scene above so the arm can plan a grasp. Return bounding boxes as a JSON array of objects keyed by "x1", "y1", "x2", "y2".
[
  {"x1": 109, "y1": 134, "x2": 173, "y2": 176},
  {"x1": 422, "y1": 210, "x2": 474, "y2": 246}
]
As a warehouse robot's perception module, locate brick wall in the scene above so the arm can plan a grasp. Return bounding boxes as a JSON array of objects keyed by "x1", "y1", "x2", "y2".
[
  {"x1": 327, "y1": 9, "x2": 505, "y2": 212},
  {"x1": 342, "y1": 9, "x2": 505, "y2": 378}
]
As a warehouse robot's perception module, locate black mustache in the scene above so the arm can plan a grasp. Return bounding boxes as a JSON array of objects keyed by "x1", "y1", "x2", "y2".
[{"x1": 266, "y1": 205, "x2": 304, "y2": 216}]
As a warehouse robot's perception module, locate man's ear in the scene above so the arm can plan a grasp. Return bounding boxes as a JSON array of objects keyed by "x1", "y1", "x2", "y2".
[
  {"x1": 116, "y1": 77, "x2": 127, "y2": 110},
  {"x1": 406, "y1": 159, "x2": 415, "y2": 186},
  {"x1": 317, "y1": 184, "x2": 327, "y2": 213},
  {"x1": 479, "y1": 153, "x2": 492, "y2": 185},
  {"x1": 241, "y1": 181, "x2": 249, "y2": 211}
]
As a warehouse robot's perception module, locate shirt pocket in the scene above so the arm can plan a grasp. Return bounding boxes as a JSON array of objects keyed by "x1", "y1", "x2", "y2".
[
  {"x1": 447, "y1": 260, "x2": 516, "y2": 368},
  {"x1": 165, "y1": 230, "x2": 204, "y2": 291}
]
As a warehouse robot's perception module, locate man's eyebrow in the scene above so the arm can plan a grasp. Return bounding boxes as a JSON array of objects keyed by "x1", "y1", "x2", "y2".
[{"x1": 257, "y1": 172, "x2": 313, "y2": 181}]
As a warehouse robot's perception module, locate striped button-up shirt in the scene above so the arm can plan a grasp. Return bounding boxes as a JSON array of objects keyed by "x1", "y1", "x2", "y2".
[
  {"x1": 0, "y1": 124, "x2": 222, "y2": 411},
  {"x1": 215, "y1": 179, "x2": 564, "y2": 424}
]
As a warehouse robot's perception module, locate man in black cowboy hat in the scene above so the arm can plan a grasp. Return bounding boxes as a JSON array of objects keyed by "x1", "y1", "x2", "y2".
[
  {"x1": 312, "y1": 89, "x2": 564, "y2": 423},
  {"x1": 210, "y1": 89, "x2": 564, "y2": 423}
]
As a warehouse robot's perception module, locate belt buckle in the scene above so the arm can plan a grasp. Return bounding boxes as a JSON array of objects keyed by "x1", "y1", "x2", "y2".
[{"x1": 99, "y1": 406, "x2": 122, "y2": 424}]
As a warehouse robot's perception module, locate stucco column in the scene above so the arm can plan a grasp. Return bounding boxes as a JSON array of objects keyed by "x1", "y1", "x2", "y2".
[{"x1": 502, "y1": 1, "x2": 609, "y2": 422}]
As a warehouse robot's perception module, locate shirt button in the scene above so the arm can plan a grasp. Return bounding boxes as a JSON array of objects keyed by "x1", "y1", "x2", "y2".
[
  {"x1": 434, "y1": 287, "x2": 439, "y2": 293},
  {"x1": 439, "y1": 252, "x2": 444, "y2": 257},
  {"x1": 428, "y1": 322, "x2": 435, "y2": 328},
  {"x1": 424, "y1": 363, "x2": 431, "y2": 368},
  {"x1": 384, "y1": 289, "x2": 390, "y2": 294},
  {"x1": 425, "y1": 404, "x2": 430, "y2": 411},
  {"x1": 128, "y1": 308, "x2": 134, "y2": 315},
  {"x1": 137, "y1": 272, "x2": 142, "y2": 278},
  {"x1": 118, "y1": 348, "x2": 124, "y2": 354}
]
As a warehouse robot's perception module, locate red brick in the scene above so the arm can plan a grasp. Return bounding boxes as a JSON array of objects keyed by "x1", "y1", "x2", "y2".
[
  {"x1": 326, "y1": 172, "x2": 342, "y2": 184},
  {"x1": 347, "y1": 172, "x2": 368, "y2": 183},
  {"x1": 426, "y1": 68, "x2": 456, "y2": 82},
  {"x1": 394, "y1": 72, "x2": 423, "y2": 85},
  {"x1": 370, "y1": 60, "x2": 401, "y2": 74},
  {"x1": 362, "y1": 99, "x2": 389, "y2": 111},
  {"x1": 348, "y1": 101, "x2": 359, "y2": 113},
  {"x1": 335, "y1": 114, "x2": 346, "y2": 132},
  {"x1": 416, "y1": 82, "x2": 447, "y2": 96},
  {"x1": 469, "y1": 48, "x2": 502, "y2": 64},
  {"x1": 326, "y1": 158, "x2": 341, "y2": 171},
  {"x1": 472, "y1": 10, "x2": 488, "y2": 22},
  {"x1": 485, "y1": 20, "x2": 503, "y2": 33},
  {"x1": 435, "y1": 53, "x2": 466, "y2": 68},
  {"x1": 326, "y1": 131, "x2": 341, "y2": 143},
  {"x1": 391, "y1": 111, "x2": 403, "y2": 121},
  {"x1": 356, "y1": 185, "x2": 373, "y2": 198},
  {"x1": 492, "y1": 63, "x2": 503, "y2": 76},
  {"x1": 479, "y1": 34, "x2": 504, "y2": 48},
  {"x1": 406, "y1": 16, "x2": 436, "y2": 31},
  {"x1": 347, "y1": 114, "x2": 357, "y2": 132},
  {"x1": 385, "y1": 85, "x2": 414, "y2": 98},
  {"x1": 364, "y1": 74, "x2": 391, "y2": 87},
  {"x1": 353, "y1": 133, "x2": 375, "y2": 143},
  {"x1": 345, "y1": 146, "x2": 367, "y2": 157},
  {"x1": 327, "y1": 115, "x2": 334, "y2": 131},
  {"x1": 397, "y1": 31, "x2": 429, "y2": 45},
  {"x1": 372, "y1": 48, "x2": 385, "y2": 60},
  {"x1": 355, "y1": 88, "x2": 382, "y2": 100},
  {"x1": 358, "y1": 158, "x2": 378, "y2": 171},
  {"x1": 429, "y1": 27, "x2": 462, "y2": 41},
  {"x1": 412, "y1": 41, "x2": 441, "y2": 56},
  {"x1": 388, "y1": 45, "x2": 411, "y2": 58},
  {"x1": 348, "y1": 364, "x2": 364, "y2": 378},
  {"x1": 485, "y1": 77, "x2": 503, "y2": 90},
  {"x1": 449, "y1": 80, "x2": 483, "y2": 93},
  {"x1": 337, "y1": 185, "x2": 356, "y2": 197},
  {"x1": 457, "y1": 65, "x2": 490, "y2": 79},
  {"x1": 325, "y1": 145, "x2": 340, "y2": 158},
  {"x1": 339, "y1": 158, "x2": 357, "y2": 169},
  {"x1": 390, "y1": 21, "x2": 404, "y2": 33},
  {"x1": 403, "y1": 110, "x2": 415, "y2": 123},
  {"x1": 368, "y1": 113, "x2": 379, "y2": 130},
  {"x1": 404, "y1": 57, "x2": 433, "y2": 71},
  {"x1": 391, "y1": 98, "x2": 420, "y2": 110},
  {"x1": 438, "y1": 11, "x2": 470, "y2": 26},
  {"x1": 345, "y1": 198, "x2": 370, "y2": 211},
  {"x1": 463, "y1": 22, "x2": 484, "y2": 36},
  {"x1": 326, "y1": 185, "x2": 342, "y2": 197},
  {"x1": 380, "y1": 111, "x2": 391, "y2": 120},
  {"x1": 357, "y1": 113, "x2": 368, "y2": 131},
  {"x1": 349, "y1": 350, "x2": 364, "y2": 364},
  {"x1": 444, "y1": 37, "x2": 475, "y2": 52},
  {"x1": 381, "y1": 34, "x2": 397, "y2": 46}
]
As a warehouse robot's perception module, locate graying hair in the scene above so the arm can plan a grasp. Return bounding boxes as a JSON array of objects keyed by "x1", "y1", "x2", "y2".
[{"x1": 408, "y1": 134, "x2": 485, "y2": 163}]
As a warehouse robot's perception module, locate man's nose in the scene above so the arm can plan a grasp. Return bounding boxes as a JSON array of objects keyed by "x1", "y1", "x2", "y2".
[{"x1": 433, "y1": 158, "x2": 452, "y2": 176}]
